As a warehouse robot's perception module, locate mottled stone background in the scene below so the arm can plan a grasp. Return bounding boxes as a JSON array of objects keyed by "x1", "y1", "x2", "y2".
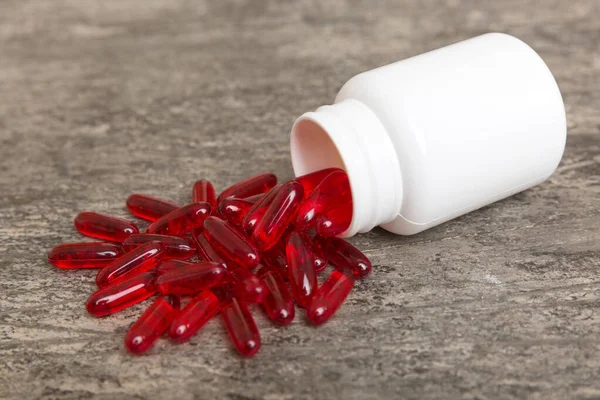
[{"x1": 0, "y1": 1, "x2": 599, "y2": 399}]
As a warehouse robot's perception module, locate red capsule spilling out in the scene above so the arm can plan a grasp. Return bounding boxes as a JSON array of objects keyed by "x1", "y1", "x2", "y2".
[
  {"x1": 155, "y1": 259, "x2": 193, "y2": 275},
  {"x1": 229, "y1": 268, "x2": 267, "y2": 304},
  {"x1": 192, "y1": 179, "x2": 217, "y2": 209},
  {"x1": 147, "y1": 202, "x2": 211, "y2": 236},
  {"x1": 126, "y1": 194, "x2": 180, "y2": 222},
  {"x1": 96, "y1": 241, "x2": 165, "y2": 287},
  {"x1": 74, "y1": 212, "x2": 139, "y2": 243},
  {"x1": 286, "y1": 232, "x2": 318, "y2": 308},
  {"x1": 156, "y1": 262, "x2": 227, "y2": 296},
  {"x1": 217, "y1": 198, "x2": 254, "y2": 228},
  {"x1": 252, "y1": 180, "x2": 304, "y2": 251},
  {"x1": 222, "y1": 298, "x2": 261, "y2": 357},
  {"x1": 295, "y1": 168, "x2": 343, "y2": 196},
  {"x1": 168, "y1": 291, "x2": 221, "y2": 343},
  {"x1": 217, "y1": 173, "x2": 277, "y2": 203},
  {"x1": 317, "y1": 236, "x2": 372, "y2": 278},
  {"x1": 203, "y1": 217, "x2": 260, "y2": 269},
  {"x1": 123, "y1": 234, "x2": 195, "y2": 260},
  {"x1": 125, "y1": 295, "x2": 180, "y2": 354},
  {"x1": 48, "y1": 242, "x2": 124, "y2": 269},
  {"x1": 86, "y1": 271, "x2": 157, "y2": 317},
  {"x1": 307, "y1": 268, "x2": 355, "y2": 326},
  {"x1": 242, "y1": 184, "x2": 281, "y2": 233},
  {"x1": 258, "y1": 266, "x2": 295, "y2": 325},
  {"x1": 316, "y1": 202, "x2": 353, "y2": 237}
]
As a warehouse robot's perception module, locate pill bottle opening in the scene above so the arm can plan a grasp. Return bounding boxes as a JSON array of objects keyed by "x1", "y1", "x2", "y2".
[{"x1": 290, "y1": 119, "x2": 346, "y2": 176}]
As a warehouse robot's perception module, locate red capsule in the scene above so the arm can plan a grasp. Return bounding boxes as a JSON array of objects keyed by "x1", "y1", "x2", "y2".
[
  {"x1": 193, "y1": 232, "x2": 231, "y2": 268},
  {"x1": 260, "y1": 246, "x2": 289, "y2": 280},
  {"x1": 96, "y1": 241, "x2": 165, "y2": 287},
  {"x1": 48, "y1": 242, "x2": 124, "y2": 269},
  {"x1": 123, "y1": 234, "x2": 195, "y2": 260},
  {"x1": 156, "y1": 259, "x2": 193, "y2": 275},
  {"x1": 295, "y1": 168, "x2": 343, "y2": 196},
  {"x1": 126, "y1": 194, "x2": 180, "y2": 222},
  {"x1": 242, "y1": 185, "x2": 281, "y2": 233},
  {"x1": 252, "y1": 180, "x2": 304, "y2": 251},
  {"x1": 156, "y1": 262, "x2": 227, "y2": 296},
  {"x1": 257, "y1": 266, "x2": 295, "y2": 325},
  {"x1": 125, "y1": 295, "x2": 180, "y2": 354},
  {"x1": 306, "y1": 268, "x2": 354, "y2": 325},
  {"x1": 221, "y1": 298, "x2": 261, "y2": 357},
  {"x1": 202, "y1": 217, "x2": 260, "y2": 269},
  {"x1": 86, "y1": 271, "x2": 157, "y2": 317},
  {"x1": 146, "y1": 202, "x2": 211, "y2": 236},
  {"x1": 230, "y1": 268, "x2": 267, "y2": 304},
  {"x1": 316, "y1": 202, "x2": 353, "y2": 237},
  {"x1": 295, "y1": 170, "x2": 351, "y2": 231},
  {"x1": 192, "y1": 179, "x2": 217, "y2": 209},
  {"x1": 168, "y1": 291, "x2": 221, "y2": 342},
  {"x1": 286, "y1": 232, "x2": 318, "y2": 308},
  {"x1": 244, "y1": 194, "x2": 265, "y2": 203},
  {"x1": 217, "y1": 173, "x2": 277, "y2": 203},
  {"x1": 317, "y1": 237, "x2": 372, "y2": 278},
  {"x1": 217, "y1": 198, "x2": 254, "y2": 228},
  {"x1": 74, "y1": 212, "x2": 139, "y2": 243}
]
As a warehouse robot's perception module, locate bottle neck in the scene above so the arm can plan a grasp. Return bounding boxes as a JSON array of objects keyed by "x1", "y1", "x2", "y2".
[{"x1": 290, "y1": 98, "x2": 403, "y2": 237}]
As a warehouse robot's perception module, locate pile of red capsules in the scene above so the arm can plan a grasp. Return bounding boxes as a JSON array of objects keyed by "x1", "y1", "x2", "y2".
[{"x1": 47, "y1": 168, "x2": 371, "y2": 357}]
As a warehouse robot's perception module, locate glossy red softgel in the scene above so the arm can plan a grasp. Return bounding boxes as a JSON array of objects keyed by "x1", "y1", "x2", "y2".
[
  {"x1": 242, "y1": 184, "x2": 281, "y2": 233},
  {"x1": 307, "y1": 268, "x2": 355, "y2": 325},
  {"x1": 126, "y1": 194, "x2": 180, "y2": 222},
  {"x1": 147, "y1": 202, "x2": 211, "y2": 236},
  {"x1": 316, "y1": 202, "x2": 353, "y2": 237},
  {"x1": 168, "y1": 290, "x2": 221, "y2": 342},
  {"x1": 74, "y1": 212, "x2": 139, "y2": 243},
  {"x1": 192, "y1": 179, "x2": 217, "y2": 209},
  {"x1": 258, "y1": 266, "x2": 295, "y2": 325},
  {"x1": 295, "y1": 168, "x2": 343, "y2": 196},
  {"x1": 222, "y1": 298, "x2": 261, "y2": 357},
  {"x1": 203, "y1": 216, "x2": 260, "y2": 269},
  {"x1": 156, "y1": 262, "x2": 227, "y2": 296},
  {"x1": 229, "y1": 268, "x2": 267, "y2": 304},
  {"x1": 286, "y1": 232, "x2": 318, "y2": 308},
  {"x1": 125, "y1": 295, "x2": 180, "y2": 354},
  {"x1": 48, "y1": 242, "x2": 124, "y2": 269},
  {"x1": 123, "y1": 234, "x2": 195, "y2": 260},
  {"x1": 217, "y1": 173, "x2": 277, "y2": 202},
  {"x1": 317, "y1": 236, "x2": 372, "y2": 278},
  {"x1": 86, "y1": 271, "x2": 157, "y2": 317},
  {"x1": 218, "y1": 198, "x2": 254, "y2": 228},
  {"x1": 96, "y1": 241, "x2": 165, "y2": 287}
]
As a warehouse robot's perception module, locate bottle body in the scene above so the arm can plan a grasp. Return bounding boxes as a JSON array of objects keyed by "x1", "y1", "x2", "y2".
[{"x1": 290, "y1": 33, "x2": 567, "y2": 236}]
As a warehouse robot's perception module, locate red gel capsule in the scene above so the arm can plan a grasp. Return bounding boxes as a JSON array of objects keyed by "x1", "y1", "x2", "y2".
[
  {"x1": 74, "y1": 212, "x2": 139, "y2": 243},
  {"x1": 217, "y1": 198, "x2": 254, "y2": 228},
  {"x1": 295, "y1": 168, "x2": 343, "y2": 196},
  {"x1": 156, "y1": 259, "x2": 193, "y2": 275},
  {"x1": 48, "y1": 242, "x2": 124, "y2": 269},
  {"x1": 168, "y1": 291, "x2": 221, "y2": 342},
  {"x1": 193, "y1": 232, "x2": 232, "y2": 268},
  {"x1": 96, "y1": 241, "x2": 165, "y2": 287},
  {"x1": 126, "y1": 194, "x2": 180, "y2": 222},
  {"x1": 123, "y1": 234, "x2": 195, "y2": 260},
  {"x1": 217, "y1": 173, "x2": 277, "y2": 203},
  {"x1": 156, "y1": 262, "x2": 227, "y2": 296},
  {"x1": 125, "y1": 295, "x2": 180, "y2": 354},
  {"x1": 316, "y1": 202, "x2": 353, "y2": 237},
  {"x1": 202, "y1": 217, "x2": 260, "y2": 269},
  {"x1": 86, "y1": 271, "x2": 157, "y2": 317},
  {"x1": 260, "y1": 246, "x2": 289, "y2": 280},
  {"x1": 306, "y1": 267, "x2": 355, "y2": 325},
  {"x1": 317, "y1": 236, "x2": 372, "y2": 278},
  {"x1": 230, "y1": 268, "x2": 267, "y2": 304},
  {"x1": 252, "y1": 180, "x2": 304, "y2": 251},
  {"x1": 242, "y1": 184, "x2": 281, "y2": 233},
  {"x1": 146, "y1": 202, "x2": 211, "y2": 236},
  {"x1": 295, "y1": 170, "x2": 351, "y2": 231},
  {"x1": 257, "y1": 266, "x2": 295, "y2": 325},
  {"x1": 286, "y1": 232, "x2": 318, "y2": 308},
  {"x1": 221, "y1": 298, "x2": 261, "y2": 357},
  {"x1": 192, "y1": 179, "x2": 217, "y2": 209}
]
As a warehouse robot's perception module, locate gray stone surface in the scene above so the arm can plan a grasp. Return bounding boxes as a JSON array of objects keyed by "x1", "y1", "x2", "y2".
[{"x1": 1, "y1": 1, "x2": 599, "y2": 399}]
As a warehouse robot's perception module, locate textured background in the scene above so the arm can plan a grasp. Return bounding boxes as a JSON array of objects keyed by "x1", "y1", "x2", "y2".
[{"x1": 1, "y1": 1, "x2": 599, "y2": 399}]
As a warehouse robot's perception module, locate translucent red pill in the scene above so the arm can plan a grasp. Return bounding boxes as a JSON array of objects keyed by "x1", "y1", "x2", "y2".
[
  {"x1": 203, "y1": 216, "x2": 260, "y2": 269},
  {"x1": 295, "y1": 168, "x2": 343, "y2": 196},
  {"x1": 193, "y1": 232, "x2": 231, "y2": 268},
  {"x1": 253, "y1": 180, "x2": 304, "y2": 251},
  {"x1": 48, "y1": 242, "x2": 124, "y2": 269},
  {"x1": 286, "y1": 232, "x2": 318, "y2": 308},
  {"x1": 317, "y1": 236, "x2": 372, "y2": 278},
  {"x1": 96, "y1": 241, "x2": 165, "y2": 287},
  {"x1": 169, "y1": 291, "x2": 221, "y2": 342},
  {"x1": 307, "y1": 268, "x2": 355, "y2": 326},
  {"x1": 123, "y1": 234, "x2": 195, "y2": 260},
  {"x1": 229, "y1": 268, "x2": 267, "y2": 304},
  {"x1": 258, "y1": 266, "x2": 295, "y2": 325},
  {"x1": 217, "y1": 173, "x2": 277, "y2": 203},
  {"x1": 147, "y1": 202, "x2": 211, "y2": 236},
  {"x1": 242, "y1": 184, "x2": 281, "y2": 233},
  {"x1": 156, "y1": 262, "x2": 227, "y2": 296},
  {"x1": 74, "y1": 212, "x2": 139, "y2": 243},
  {"x1": 86, "y1": 271, "x2": 157, "y2": 317},
  {"x1": 217, "y1": 198, "x2": 254, "y2": 228},
  {"x1": 192, "y1": 179, "x2": 217, "y2": 209},
  {"x1": 126, "y1": 194, "x2": 180, "y2": 222},
  {"x1": 222, "y1": 298, "x2": 261, "y2": 357},
  {"x1": 316, "y1": 202, "x2": 353, "y2": 237},
  {"x1": 125, "y1": 295, "x2": 180, "y2": 354}
]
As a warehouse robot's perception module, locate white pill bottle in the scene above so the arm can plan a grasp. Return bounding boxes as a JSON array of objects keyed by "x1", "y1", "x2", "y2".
[{"x1": 290, "y1": 33, "x2": 567, "y2": 237}]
